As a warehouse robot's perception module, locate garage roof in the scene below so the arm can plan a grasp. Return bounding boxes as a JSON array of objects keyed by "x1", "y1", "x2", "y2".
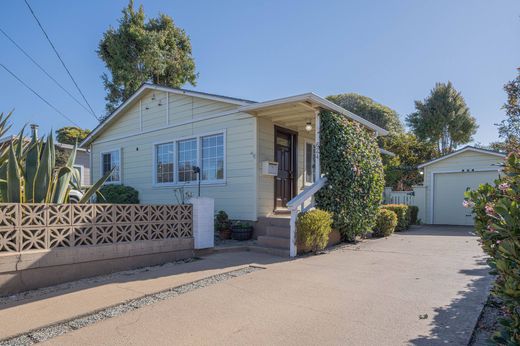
[{"x1": 417, "y1": 146, "x2": 505, "y2": 169}]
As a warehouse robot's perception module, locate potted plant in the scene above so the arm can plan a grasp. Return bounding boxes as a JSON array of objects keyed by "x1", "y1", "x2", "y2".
[
  {"x1": 215, "y1": 211, "x2": 231, "y2": 240},
  {"x1": 231, "y1": 221, "x2": 253, "y2": 241}
]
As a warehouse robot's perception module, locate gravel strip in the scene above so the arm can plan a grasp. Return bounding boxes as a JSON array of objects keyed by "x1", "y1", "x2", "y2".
[{"x1": 0, "y1": 266, "x2": 263, "y2": 345}]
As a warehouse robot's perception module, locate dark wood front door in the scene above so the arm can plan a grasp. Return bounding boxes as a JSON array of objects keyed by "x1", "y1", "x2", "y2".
[{"x1": 274, "y1": 127, "x2": 297, "y2": 210}]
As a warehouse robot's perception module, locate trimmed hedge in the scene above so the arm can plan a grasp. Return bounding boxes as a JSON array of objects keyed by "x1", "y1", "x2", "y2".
[
  {"x1": 315, "y1": 110, "x2": 385, "y2": 242},
  {"x1": 408, "y1": 205, "x2": 419, "y2": 225},
  {"x1": 98, "y1": 184, "x2": 139, "y2": 204},
  {"x1": 296, "y1": 209, "x2": 333, "y2": 253},
  {"x1": 380, "y1": 204, "x2": 409, "y2": 231},
  {"x1": 372, "y1": 208, "x2": 397, "y2": 238}
]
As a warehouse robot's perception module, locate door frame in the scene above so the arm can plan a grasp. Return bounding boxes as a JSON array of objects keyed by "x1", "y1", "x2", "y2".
[
  {"x1": 430, "y1": 168, "x2": 500, "y2": 224},
  {"x1": 273, "y1": 125, "x2": 298, "y2": 211}
]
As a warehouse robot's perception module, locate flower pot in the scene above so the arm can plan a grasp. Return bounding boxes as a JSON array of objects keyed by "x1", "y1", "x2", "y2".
[
  {"x1": 219, "y1": 228, "x2": 231, "y2": 240},
  {"x1": 231, "y1": 226, "x2": 253, "y2": 241}
]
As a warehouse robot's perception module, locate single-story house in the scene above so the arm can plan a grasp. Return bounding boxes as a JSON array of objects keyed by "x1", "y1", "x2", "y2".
[
  {"x1": 415, "y1": 146, "x2": 506, "y2": 225},
  {"x1": 81, "y1": 84, "x2": 387, "y2": 254}
]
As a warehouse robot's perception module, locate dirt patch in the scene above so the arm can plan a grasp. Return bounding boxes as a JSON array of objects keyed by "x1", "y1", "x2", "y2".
[{"x1": 470, "y1": 294, "x2": 507, "y2": 345}]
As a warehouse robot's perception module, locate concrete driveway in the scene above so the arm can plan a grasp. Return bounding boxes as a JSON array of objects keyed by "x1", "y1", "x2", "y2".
[{"x1": 46, "y1": 225, "x2": 492, "y2": 345}]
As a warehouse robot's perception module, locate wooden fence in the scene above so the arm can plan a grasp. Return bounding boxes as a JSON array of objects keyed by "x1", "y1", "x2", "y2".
[{"x1": 0, "y1": 203, "x2": 193, "y2": 253}]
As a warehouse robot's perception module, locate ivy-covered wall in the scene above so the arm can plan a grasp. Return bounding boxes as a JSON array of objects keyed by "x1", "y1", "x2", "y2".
[{"x1": 315, "y1": 110, "x2": 385, "y2": 241}]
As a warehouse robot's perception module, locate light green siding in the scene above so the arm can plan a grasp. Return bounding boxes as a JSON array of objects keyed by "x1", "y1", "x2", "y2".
[{"x1": 91, "y1": 91, "x2": 257, "y2": 220}]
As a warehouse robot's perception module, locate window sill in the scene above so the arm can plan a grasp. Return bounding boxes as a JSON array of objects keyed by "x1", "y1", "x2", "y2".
[{"x1": 152, "y1": 181, "x2": 227, "y2": 189}]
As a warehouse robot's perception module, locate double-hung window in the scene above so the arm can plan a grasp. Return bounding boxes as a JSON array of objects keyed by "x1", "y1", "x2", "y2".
[
  {"x1": 153, "y1": 132, "x2": 226, "y2": 186},
  {"x1": 305, "y1": 141, "x2": 316, "y2": 185},
  {"x1": 101, "y1": 150, "x2": 121, "y2": 183},
  {"x1": 177, "y1": 138, "x2": 198, "y2": 182},
  {"x1": 155, "y1": 142, "x2": 174, "y2": 184},
  {"x1": 201, "y1": 134, "x2": 224, "y2": 181}
]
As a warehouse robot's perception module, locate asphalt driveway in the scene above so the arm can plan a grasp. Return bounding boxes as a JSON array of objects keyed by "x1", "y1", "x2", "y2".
[{"x1": 46, "y1": 225, "x2": 492, "y2": 345}]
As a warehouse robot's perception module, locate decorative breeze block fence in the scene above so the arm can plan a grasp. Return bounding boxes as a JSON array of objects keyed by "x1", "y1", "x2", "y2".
[{"x1": 0, "y1": 204, "x2": 193, "y2": 253}]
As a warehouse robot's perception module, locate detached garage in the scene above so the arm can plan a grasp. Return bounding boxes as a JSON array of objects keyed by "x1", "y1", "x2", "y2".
[{"x1": 417, "y1": 146, "x2": 505, "y2": 225}]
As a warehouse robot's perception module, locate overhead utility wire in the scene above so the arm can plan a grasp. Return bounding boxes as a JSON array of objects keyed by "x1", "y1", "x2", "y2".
[
  {"x1": 0, "y1": 26, "x2": 96, "y2": 120},
  {"x1": 0, "y1": 63, "x2": 80, "y2": 127},
  {"x1": 24, "y1": 0, "x2": 98, "y2": 121}
]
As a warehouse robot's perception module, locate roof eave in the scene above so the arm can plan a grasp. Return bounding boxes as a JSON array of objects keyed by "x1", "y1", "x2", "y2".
[{"x1": 417, "y1": 146, "x2": 506, "y2": 169}]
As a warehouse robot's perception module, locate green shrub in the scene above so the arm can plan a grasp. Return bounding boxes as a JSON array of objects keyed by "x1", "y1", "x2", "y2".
[
  {"x1": 296, "y1": 209, "x2": 333, "y2": 253},
  {"x1": 98, "y1": 184, "x2": 139, "y2": 204},
  {"x1": 380, "y1": 204, "x2": 409, "y2": 231},
  {"x1": 315, "y1": 110, "x2": 385, "y2": 242},
  {"x1": 465, "y1": 152, "x2": 520, "y2": 344},
  {"x1": 408, "y1": 205, "x2": 419, "y2": 225},
  {"x1": 372, "y1": 208, "x2": 397, "y2": 237},
  {"x1": 214, "y1": 210, "x2": 230, "y2": 232}
]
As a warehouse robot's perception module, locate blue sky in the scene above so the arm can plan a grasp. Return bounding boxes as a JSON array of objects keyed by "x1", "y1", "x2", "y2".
[{"x1": 0, "y1": 1, "x2": 518, "y2": 145}]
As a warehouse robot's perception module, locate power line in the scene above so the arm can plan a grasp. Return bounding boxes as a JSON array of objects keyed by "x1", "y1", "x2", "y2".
[
  {"x1": 24, "y1": 0, "x2": 98, "y2": 121},
  {"x1": 0, "y1": 63, "x2": 80, "y2": 127},
  {"x1": 0, "y1": 26, "x2": 97, "y2": 120}
]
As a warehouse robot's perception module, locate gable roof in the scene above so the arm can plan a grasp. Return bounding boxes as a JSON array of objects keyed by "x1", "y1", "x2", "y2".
[
  {"x1": 239, "y1": 93, "x2": 388, "y2": 135},
  {"x1": 81, "y1": 84, "x2": 388, "y2": 147},
  {"x1": 417, "y1": 146, "x2": 506, "y2": 169},
  {"x1": 81, "y1": 83, "x2": 255, "y2": 147}
]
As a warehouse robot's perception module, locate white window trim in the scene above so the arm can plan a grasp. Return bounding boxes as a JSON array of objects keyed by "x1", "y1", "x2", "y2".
[
  {"x1": 152, "y1": 130, "x2": 227, "y2": 188},
  {"x1": 100, "y1": 148, "x2": 122, "y2": 184},
  {"x1": 73, "y1": 164, "x2": 84, "y2": 185},
  {"x1": 304, "y1": 139, "x2": 315, "y2": 186}
]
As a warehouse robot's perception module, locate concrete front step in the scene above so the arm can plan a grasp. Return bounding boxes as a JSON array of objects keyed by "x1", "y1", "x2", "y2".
[
  {"x1": 266, "y1": 226, "x2": 290, "y2": 238},
  {"x1": 257, "y1": 235, "x2": 290, "y2": 249},
  {"x1": 257, "y1": 216, "x2": 290, "y2": 228}
]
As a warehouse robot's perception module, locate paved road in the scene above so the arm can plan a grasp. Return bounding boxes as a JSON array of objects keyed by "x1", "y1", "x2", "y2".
[{"x1": 47, "y1": 225, "x2": 492, "y2": 345}]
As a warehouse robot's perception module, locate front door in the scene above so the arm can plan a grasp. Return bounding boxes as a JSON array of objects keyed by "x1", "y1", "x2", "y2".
[{"x1": 274, "y1": 127, "x2": 296, "y2": 210}]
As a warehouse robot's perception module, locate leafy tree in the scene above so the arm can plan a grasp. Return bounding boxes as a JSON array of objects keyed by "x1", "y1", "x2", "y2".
[
  {"x1": 327, "y1": 93, "x2": 403, "y2": 133},
  {"x1": 380, "y1": 133, "x2": 438, "y2": 190},
  {"x1": 496, "y1": 68, "x2": 520, "y2": 152},
  {"x1": 56, "y1": 126, "x2": 91, "y2": 145},
  {"x1": 406, "y1": 82, "x2": 477, "y2": 155},
  {"x1": 98, "y1": 0, "x2": 197, "y2": 115}
]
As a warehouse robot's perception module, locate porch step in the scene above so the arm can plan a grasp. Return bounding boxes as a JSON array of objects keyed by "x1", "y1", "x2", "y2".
[
  {"x1": 266, "y1": 226, "x2": 290, "y2": 238},
  {"x1": 257, "y1": 235, "x2": 290, "y2": 249},
  {"x1": 257, "y1": 216, "x2": 290, "y2": 228}
]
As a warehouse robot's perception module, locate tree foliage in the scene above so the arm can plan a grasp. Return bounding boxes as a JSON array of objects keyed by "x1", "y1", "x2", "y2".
[
  {"x1": 406, "y1": 82, "x2": 477, "y2": 155},
  {"x1": 56, "y1": 126, "x2": 91, "y2": 145},
  {"x1": 327, "y1": 93, "x2": 403, "y2": 133},
  {"x1": 380, "y1": 133, "x2": 438, "y2": 190},
  {"x1": 98, "y1": 0, "x2": 197, "y2": 115},
  {"x1": 496, "y1": 68, "x2": 520, "y2": 152},
  {"x1": 315, "y1": 110, "x2": 385, "y2": 242}
]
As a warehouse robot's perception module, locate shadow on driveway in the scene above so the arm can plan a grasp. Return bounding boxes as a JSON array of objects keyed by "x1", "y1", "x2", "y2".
[{"x1": 409, "y1": 266, "x2": 494, "y2": 345}]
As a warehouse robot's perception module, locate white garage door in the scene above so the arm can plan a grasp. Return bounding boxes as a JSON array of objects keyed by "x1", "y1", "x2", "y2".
[{"x1": 433, "y1": 171, "x2": 499, "y2": 225}]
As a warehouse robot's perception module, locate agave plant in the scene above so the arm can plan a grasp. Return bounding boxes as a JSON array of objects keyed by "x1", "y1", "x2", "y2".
[{"x1": 0, "y1": 114, "x2": 112, "y2": 203}]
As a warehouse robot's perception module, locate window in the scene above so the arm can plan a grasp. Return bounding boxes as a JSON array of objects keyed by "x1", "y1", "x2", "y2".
[
  {"x1": 101, "y1": 150, "x2": 120, "y2": 183},
  {"x1": 305, "y1": 141, "x2": 316, "y2": 184},
  {"x1": 177, "y1": 138, "x2": 198, "y2": 182},
  {"x1": 73, "y1": 165, "x2": 83, "y2": 185},
  {"x1": 201, "y1": 134, "x2": 224, "y2": 181},
  {"x1": 155, "y1": 142, "x2": 174, "y2": 184}
]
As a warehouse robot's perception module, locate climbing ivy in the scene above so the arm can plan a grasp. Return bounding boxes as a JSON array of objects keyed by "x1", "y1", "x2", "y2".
[{"x1": 315, "y1": 110, "x2": 385, "y2": 241}]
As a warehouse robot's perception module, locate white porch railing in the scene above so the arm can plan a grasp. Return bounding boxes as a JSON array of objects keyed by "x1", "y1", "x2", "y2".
[{"x1": 286, "y1": 177, "x2": 328, "y2": 257}]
